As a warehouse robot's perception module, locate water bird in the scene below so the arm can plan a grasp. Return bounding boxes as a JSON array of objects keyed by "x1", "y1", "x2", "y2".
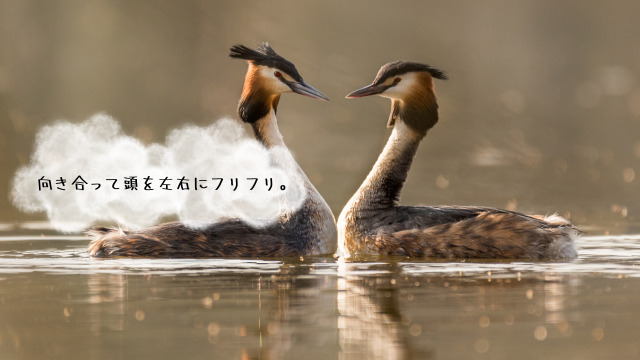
[
  {"x1": 337, "y1": 61, "x2": 578, "y2": 260},
  {"x1": 89, "y1": 43, "x2": 337, "y2": 258}
]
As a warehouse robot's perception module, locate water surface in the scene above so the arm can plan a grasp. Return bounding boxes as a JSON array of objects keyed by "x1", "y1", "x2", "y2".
[{"x1": 1, "y1": 232, "x2": 639, "y2": 359}]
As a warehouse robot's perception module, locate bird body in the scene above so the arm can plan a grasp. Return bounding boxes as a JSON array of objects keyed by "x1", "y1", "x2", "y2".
[
  {"x1": 338, "y1": 61, "x2": 578, "y2": 260},
  {"x1": 89, "y1": 43, "x2": 336, "y2": 258}
]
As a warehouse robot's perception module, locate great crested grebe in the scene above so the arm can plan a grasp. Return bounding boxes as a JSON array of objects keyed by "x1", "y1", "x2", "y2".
[
  {"x1": 88, "y1": 43, "x2": 337, "y2": 258},
  {"x1": 337, "y1": 61, "x2": 578, "y2": 260}
]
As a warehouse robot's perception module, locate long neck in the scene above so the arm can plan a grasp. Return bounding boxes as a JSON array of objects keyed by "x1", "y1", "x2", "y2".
[
  {"x1": 251, "y1": 107, "x2": 284, "y2": 148},
  {"x1": 250, "y1": 108, "x2": 304, "y2": 174},
  {"x1": 250, "y1": 107, "x2": 310, "y2": 183},
  {"x1": 354, "y1": 120, "x2": 423, "y2": 210},
  {"x1": 351, "y1": 79, "x2": 440, "y2": 211},
  {"x1": 250, "y1": 102, "x2": 337, "y2": 254},
  {"x1": 250, "y1": 107, "x2": 319, "y2": 210}
]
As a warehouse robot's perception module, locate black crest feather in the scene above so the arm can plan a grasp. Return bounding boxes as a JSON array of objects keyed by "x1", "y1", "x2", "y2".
[
  {"x1": 229, "y1": 42, "x2": 303, "y2": 82},
  {"x1": 374, "y1": 61, "x2": 448, "y2": 85}
]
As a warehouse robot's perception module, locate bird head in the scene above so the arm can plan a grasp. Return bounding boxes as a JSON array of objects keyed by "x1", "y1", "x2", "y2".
[
  {"x1": 346, "y1": 61, "x2": 447, "y2": 134},
  {"x1": 230, "y1": 43, "x2": 328, "y2": 123}
]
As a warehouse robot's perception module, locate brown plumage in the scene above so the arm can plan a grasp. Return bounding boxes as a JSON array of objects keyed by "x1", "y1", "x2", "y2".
[
  {"x1": 88, "y1": 43, "x2": 336, "y2": 258},
  {"x1": 338, "y1": 61, "x2": 579, "y2": 260}
]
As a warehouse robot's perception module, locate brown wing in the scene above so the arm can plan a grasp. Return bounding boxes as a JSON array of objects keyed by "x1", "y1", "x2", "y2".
[
  {"x1": 87, "y1": 220, "x2": 296, "y2": 258},
  {"x1": 369, "y1": 206, "x2": 577, "y2": 259}
]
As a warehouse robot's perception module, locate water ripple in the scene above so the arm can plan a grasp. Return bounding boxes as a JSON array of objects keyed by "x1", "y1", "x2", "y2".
[{"x1": 0, "y1": 234, "x2": 638, "y2": 277}]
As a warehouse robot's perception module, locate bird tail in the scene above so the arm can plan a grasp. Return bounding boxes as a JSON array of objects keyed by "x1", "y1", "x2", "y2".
[
  {"x1": 86, "y1": 226, "x2": 129, "y2": 257},
  {"x1": 531, "y1": 214, "x2": 580, "y2": 260}
]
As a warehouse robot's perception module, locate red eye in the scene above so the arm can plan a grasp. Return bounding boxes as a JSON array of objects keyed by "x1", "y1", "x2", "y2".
[
  {"x1": 394, "y1": 78, "x2": 401, "y2": 84},
  {"x1": 274, "y1": 71, "x2": 282, "y2": 78}
]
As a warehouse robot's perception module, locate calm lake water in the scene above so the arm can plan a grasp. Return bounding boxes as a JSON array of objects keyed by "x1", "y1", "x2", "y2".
[{"x1": 1, "y1": 229, "x2": 639, "y2": 360}]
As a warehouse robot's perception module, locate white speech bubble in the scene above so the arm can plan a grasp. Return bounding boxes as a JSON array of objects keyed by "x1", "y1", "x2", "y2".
[{"x1": 11, "y1": 113, "x2": 306, "y2": 232}]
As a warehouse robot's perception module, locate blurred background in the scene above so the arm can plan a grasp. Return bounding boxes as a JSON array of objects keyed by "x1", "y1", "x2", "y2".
[{"x1": 1, "y1": 0, "x2": 638, "y2": 234}]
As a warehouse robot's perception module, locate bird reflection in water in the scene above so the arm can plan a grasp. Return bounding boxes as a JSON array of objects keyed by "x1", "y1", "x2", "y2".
[
  {"x1": 337, "y1": 261, "x2": 433, "y2": 359},
  {"x1": 77, "y1": 261, "x2": 580, "y2": 359},
  {"x1": 337, "y1": 260, "x2": 579, "y2": 359},
  {"x1": 86, "y1": 274, "x2": 128, "y2": 332}
]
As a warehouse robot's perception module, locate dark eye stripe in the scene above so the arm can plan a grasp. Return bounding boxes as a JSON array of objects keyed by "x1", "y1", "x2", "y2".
[{"x1": 373, "y1": 61, "x2": 448, "y2": 84}]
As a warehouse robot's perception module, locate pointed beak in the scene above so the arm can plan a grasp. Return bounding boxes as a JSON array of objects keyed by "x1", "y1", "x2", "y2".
[
  {"x1": 345, "y1": 83, "x2": 389, "y2": 99},
  {"x1": 287, "y1": 81, "x2": 330, "y2": 101}
]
